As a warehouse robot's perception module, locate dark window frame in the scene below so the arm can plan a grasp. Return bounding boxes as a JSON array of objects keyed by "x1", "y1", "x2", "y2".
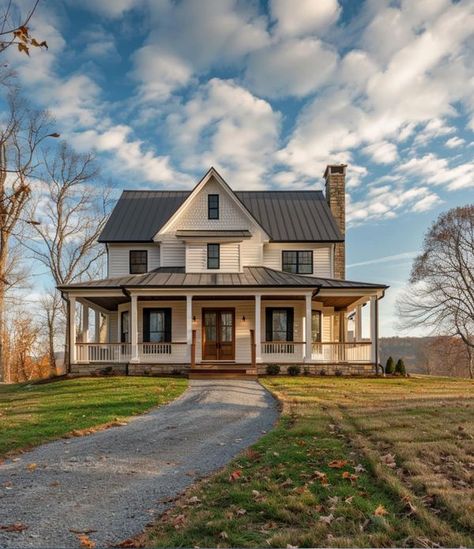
[
  {"x1": 129, "y1": 250, "x2": 148, "y2": 274},
  {"x1": 282, "y1": 250, "x2": 313, "y2": 274},
  {"x1": 207, "y1": 243, "x2": 220, "y2": 269},
  {"x1": 208, "y1": 194, "x2": 219, "y2": 220},
  {"x1": 265, "y1": 307, "x2": 294, "y2": 342}
]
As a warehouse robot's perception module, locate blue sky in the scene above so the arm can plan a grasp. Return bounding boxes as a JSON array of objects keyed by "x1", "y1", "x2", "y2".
[{"x1": 6, "y1": 0, "x2": 474, "y2": 336}]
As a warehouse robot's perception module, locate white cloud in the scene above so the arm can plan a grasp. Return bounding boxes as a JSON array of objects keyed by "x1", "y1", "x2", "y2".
[
  {"x1": 166, "y1": 78, "x2": 281, "y2": 188},
  {"x1": 398, "y1": 154, "x2": 474, "y2": 190},
  {"x1": 245, "y1": 38, "x2": 338, "y2": 98},
  {"x1": 131, "y1": 0, "x2": 269, "y2": 101},
  {"x1": 348, "y1": 252, "x2": 418, "y2": 268},
  {"x1": 79, "y1": 25, "x2": 120, "y2": 59},
  {"x1": 270, "y1": 0, "x2": 341, "y2": 37},
  {"x1": 72, "y1": 0, "x2": 142, "y2": 18},
  {"x1": 445, "y1": 136, "x2": 466, "y2": 148},
  {"x1": 362, "y1": 141, "x2": 398, "y2": 164}
]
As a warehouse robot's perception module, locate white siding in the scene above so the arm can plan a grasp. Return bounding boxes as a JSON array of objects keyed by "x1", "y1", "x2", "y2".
[
  {"x1": 240, "y1": 235, "x2": 263, "y2": 266},
  {"x1": 186, "y1": 242, "x2": 240, "y2": 273},
  {"x1": 108, "y1": 244, "x2": 160, "y2": 277},
  {"x1": 160, "y1": 239, "x2": 186, "y2": 267},
  {"x1": 108, "y1": 312, "x2": 118, "y2": 343},
  {"x1": 263, "y1": 243, "x2": 332, "y2": 277}
]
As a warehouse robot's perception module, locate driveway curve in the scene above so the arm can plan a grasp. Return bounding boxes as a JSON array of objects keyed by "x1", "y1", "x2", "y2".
[{"x1": 0, "y1": 380, "x2": 278, "y2": 548}]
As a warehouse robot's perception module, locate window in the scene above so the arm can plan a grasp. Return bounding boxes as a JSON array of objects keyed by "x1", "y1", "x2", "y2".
[
  {"x1": 208, "y1": 194, "x2": 219, "y2": 219},
  {"x1": 207, "y1": 243, "x2": 220, "y2": 269},
  {"x1": 282, "y1": 250, "x2": 313, "y2": 274},
  {"x1": 129, "y1": 250, "x2": 148, "y2": 274},
  {"x1": 265, "y1": 308, "x2": 294, "y2": 341},
  {"x1": 120, "y1": 311, "x2": 129, "y2": 343},
  {"x1": 312, "y1": 310, "x2": 321, "y2": 342},
  {"x1": 143, "y1": 308, "x2": 171, "y2": 343}
]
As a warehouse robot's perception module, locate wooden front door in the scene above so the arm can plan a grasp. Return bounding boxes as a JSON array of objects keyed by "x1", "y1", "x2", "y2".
[{"x1": 202, "y1": 309, "x2": 235, "y2": 361}]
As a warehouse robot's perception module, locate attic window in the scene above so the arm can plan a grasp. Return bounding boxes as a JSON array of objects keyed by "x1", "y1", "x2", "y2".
[
  {"x1": 207, "y1": 243, "x2": 220, "y2": 269},
  {"x1": 208, "y1": 194, "x2": 219, "y2": 219}
]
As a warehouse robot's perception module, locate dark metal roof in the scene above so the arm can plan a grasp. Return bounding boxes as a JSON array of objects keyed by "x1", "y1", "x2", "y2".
[
  {"x1": 98, "y1": 190, "x2": 343, "y2": 243},
  {"x1": 59, "y1": 267, "x2": 387, "y2": 291},
  {"x1": 236, "y1": 191, "x2": 342, "y2": 242}
]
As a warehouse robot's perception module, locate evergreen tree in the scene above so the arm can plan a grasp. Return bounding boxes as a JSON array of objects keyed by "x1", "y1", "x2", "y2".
[
  {"x1": 385, "y1": 356, "x2": 395, "y2": 374},
  {"x1": 395, "y1": 358, "x2": 406, "y2": 376}
]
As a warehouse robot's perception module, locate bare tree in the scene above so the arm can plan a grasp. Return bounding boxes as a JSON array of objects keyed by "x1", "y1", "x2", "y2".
[
  {"x1": 0, "y1": 1, "x2": 47, "y2": 57},
  {"x1": 398, "y1": 205, "x2": 474, "y2": 378},
  {"x1": 25, "y1": 142, "x2": 110, "y2": 371},
  {"x1": 0, "y1": 88, "x2": 57, "y2": 381}
]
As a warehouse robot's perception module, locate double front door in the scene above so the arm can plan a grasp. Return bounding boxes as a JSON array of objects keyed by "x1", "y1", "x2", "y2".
[{"x1": 202, "y1": 309, "x2": 235, "y2": 360}]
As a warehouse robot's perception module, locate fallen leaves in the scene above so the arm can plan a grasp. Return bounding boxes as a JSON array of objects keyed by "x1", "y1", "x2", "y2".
[
  {"x1": 374, "y1": 504, "x2": 389, "y2": 516},
  {"x1": 328, "y1": 459, "x2": 348, "y2": 469},
  {"x1": 319, "y1": 513, "x2": 334, "y2": 525},
  {"x1": 342, "y1": 471, "x2": 359, "y2": 484},
  {"x1": 26, "y1": 463, "x2": 37, "y2": 472},
  {"x1": 312, "y1": 471, "x2": 329, "y2": 485},
  {"x1": 76, "y1": 533, "x2": 96, "y2": 548},
  {"x1": 228, "y1": 470, "x2": 242, "y2": 482},
  {"x1": 172, "y1": 514, "x2": 186, "y2": 529},
  {"x1": 0, "y1": 523, "x2": 28, "y2": 532},
  {"x1": 381, "y1": 453, "x2": 397, "y2": 469}
]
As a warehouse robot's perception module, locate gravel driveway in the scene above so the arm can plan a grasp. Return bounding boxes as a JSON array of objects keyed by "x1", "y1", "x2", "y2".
[{"x1": 0, "y1": 379, "x2": 278, "y2": 548}]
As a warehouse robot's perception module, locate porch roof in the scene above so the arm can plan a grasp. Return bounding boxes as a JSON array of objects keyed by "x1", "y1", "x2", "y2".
[{"x1": 59, "y1": 266, "x2": 387, "y2": 291}]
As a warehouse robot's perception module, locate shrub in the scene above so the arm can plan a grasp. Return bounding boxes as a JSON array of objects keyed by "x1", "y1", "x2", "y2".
[
  {"x1": 335, "y1": 369, "x2": 343, "y2": 377},
  {"x1": 319, "y1": 369, "x2": 327, "y2": 376},
  {"x1": 395, "y1": 358, "x2": 407, "y2": 376},
  {"x1": 385, "y1": 356, "x2": 395, "y2": 375},
  {"x1": 303, "y1": 366, "x2": 311, "y2": 376},
  {"x1": 266, "y1": 364, "x2": 280, "y2": 375},
  {"x1": 287, "y1": 365, "x2": 301, "y2": 376}
]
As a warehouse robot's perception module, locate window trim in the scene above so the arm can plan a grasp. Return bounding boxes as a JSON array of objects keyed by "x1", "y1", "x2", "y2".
[
  {"x1": 281, "y1": 250, "x2": 313, "y2": 274},
  {"x1": 208, "y1": 194, "x2": 219, "y2": 220},
  {"x1": 207, "y1": 243, "x2": 220, "y2": 269},
  {"x1": 129, "y1": 250, "x2": 148, "y2": 274}
]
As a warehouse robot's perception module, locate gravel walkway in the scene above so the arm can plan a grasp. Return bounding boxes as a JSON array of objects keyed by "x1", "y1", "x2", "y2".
[{"x1": 0, "y1": 379, "x2": 278, "y2": 548}]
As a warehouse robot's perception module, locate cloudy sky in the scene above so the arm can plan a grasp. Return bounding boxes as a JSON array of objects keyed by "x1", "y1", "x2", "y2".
[{"x1": 6, "y1": 0, "x2": 474, "y2": 335}]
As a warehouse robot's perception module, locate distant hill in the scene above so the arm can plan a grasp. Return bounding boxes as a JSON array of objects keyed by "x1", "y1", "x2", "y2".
[{"x1": 380, "y1": 336, "x2": 471, "y2": 377}]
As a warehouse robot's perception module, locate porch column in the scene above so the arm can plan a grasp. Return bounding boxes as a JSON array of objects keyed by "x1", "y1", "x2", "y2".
[
  {"x1": 370, "y1": 296, "x2": 378, "y2": 365},
  {"x1": 254, "y1": 294, "x2": 261, "y2": 362},
  {"x1": 69, "y1": 296, "x2": 76, "y2": 365},
  {"x1": 305, "y1": 293, "x2": 312, "y2": 361},
  {"x1": 94, "y1": 310, "x2": 101, "y2": 342},
  {"x1": 130, "y1": 294, "x2": 139, "y2": 363},
  {"x1": 81, "y1": 305, "x2": 89, "y2": 343},
  {"x1": 355, "y1": 305, "x2": 362, "y2": 341},
  {"x1": 186, "y1": 295, "x2": 193, "y2": 361}
]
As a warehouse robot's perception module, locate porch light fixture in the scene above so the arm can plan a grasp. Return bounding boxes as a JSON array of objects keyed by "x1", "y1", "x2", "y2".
[
  {"x1": 242, "y1": 315, "x2": 246, "y2": 322},
  {"x1": 192, "y1": 315, "x2": 196, "y2": 322}
]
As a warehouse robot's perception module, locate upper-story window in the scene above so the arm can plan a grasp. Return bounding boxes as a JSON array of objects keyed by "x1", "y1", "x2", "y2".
[
  {"x1": 207, "y1": 243, "x2": 220, "y2": 269},
  {"x1": 129, "y1": 250, "x2": 148, "y2": 274},
  {"x1": 208, "y1": 194, "x2": 219, "y2": 219},
  {"x1": 282, "y1": 250, "x2": 313, "y2": 274}
]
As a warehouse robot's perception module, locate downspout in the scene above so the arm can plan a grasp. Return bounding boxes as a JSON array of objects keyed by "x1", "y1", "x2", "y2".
[{"x1": 121, "y1": 286, "x2": 130, "y2": 376}]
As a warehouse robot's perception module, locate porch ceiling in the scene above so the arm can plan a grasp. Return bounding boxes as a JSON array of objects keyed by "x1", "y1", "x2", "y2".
[{"x1": 317, "y1": 295, "x2": 368, "y2": 309}]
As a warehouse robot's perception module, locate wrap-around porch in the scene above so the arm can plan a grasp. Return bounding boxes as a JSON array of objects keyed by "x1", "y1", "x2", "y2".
[{"x1": 68, "y1": 288, "x2": 381, "y2": 375}]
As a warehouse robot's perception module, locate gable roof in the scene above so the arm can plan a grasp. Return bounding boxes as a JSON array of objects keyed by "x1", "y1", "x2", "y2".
[{"x1": 99, "y1": 176, "x2": 343, "y2": 243}]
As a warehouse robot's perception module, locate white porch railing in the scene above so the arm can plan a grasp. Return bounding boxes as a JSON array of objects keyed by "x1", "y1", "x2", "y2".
[
  {"x1": 138, "y1": 342, "x2": 188, "y2": 363},
  {"x1": 311, "y1": 342, "x2": 372, "y2": 363},
  {"x1": 261, "y1": 341, "x2": 305, "y2": 363},
  {"x1": 76, "y1": 343, "x2": 131, "y2": 363}
]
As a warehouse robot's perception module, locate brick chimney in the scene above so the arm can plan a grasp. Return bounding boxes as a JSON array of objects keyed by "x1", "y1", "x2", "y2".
[{"x1": 324, "y1": 164, "x2": 346, "y2": 279}]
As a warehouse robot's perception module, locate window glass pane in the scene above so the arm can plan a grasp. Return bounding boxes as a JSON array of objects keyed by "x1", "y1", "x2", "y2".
[
  {"x1": 204, "y1": 313, "x2": 217, "y2": 341},
  {"x1": 282, "y1": 250, "x2": 312, "y2": 274},
  {"x1": 312, "y1": 311, "x2": 321, "y2": 342},
  {"x1": 207, "y1": 244, "x2": 220, "y2": 269},
  {"x1": 208, "y1": 194, "x2": 219, "y2": 219},
  {"x1": 130, "y1": 250, "x2": 147, "y2": 274},
  {"x1": 272, "y1": 309, "x2": 288, "y2": 341}
]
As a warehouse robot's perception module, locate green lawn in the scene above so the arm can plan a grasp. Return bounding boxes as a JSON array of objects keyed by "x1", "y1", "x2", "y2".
[
  {"x1": 146, "y1": 376, "x2": 474, "y2": 548},
  {"x1": 0, "y1": 376, "x2": 187, "y2": 458}
]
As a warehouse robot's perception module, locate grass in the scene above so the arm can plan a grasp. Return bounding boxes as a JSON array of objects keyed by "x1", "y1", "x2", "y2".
[
  {"x1": 0, "y1": 376, "x2": 187, "y2": 459},
  {"x1": 145, "y1": 376, "x2": 474, "y2": 548}
]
